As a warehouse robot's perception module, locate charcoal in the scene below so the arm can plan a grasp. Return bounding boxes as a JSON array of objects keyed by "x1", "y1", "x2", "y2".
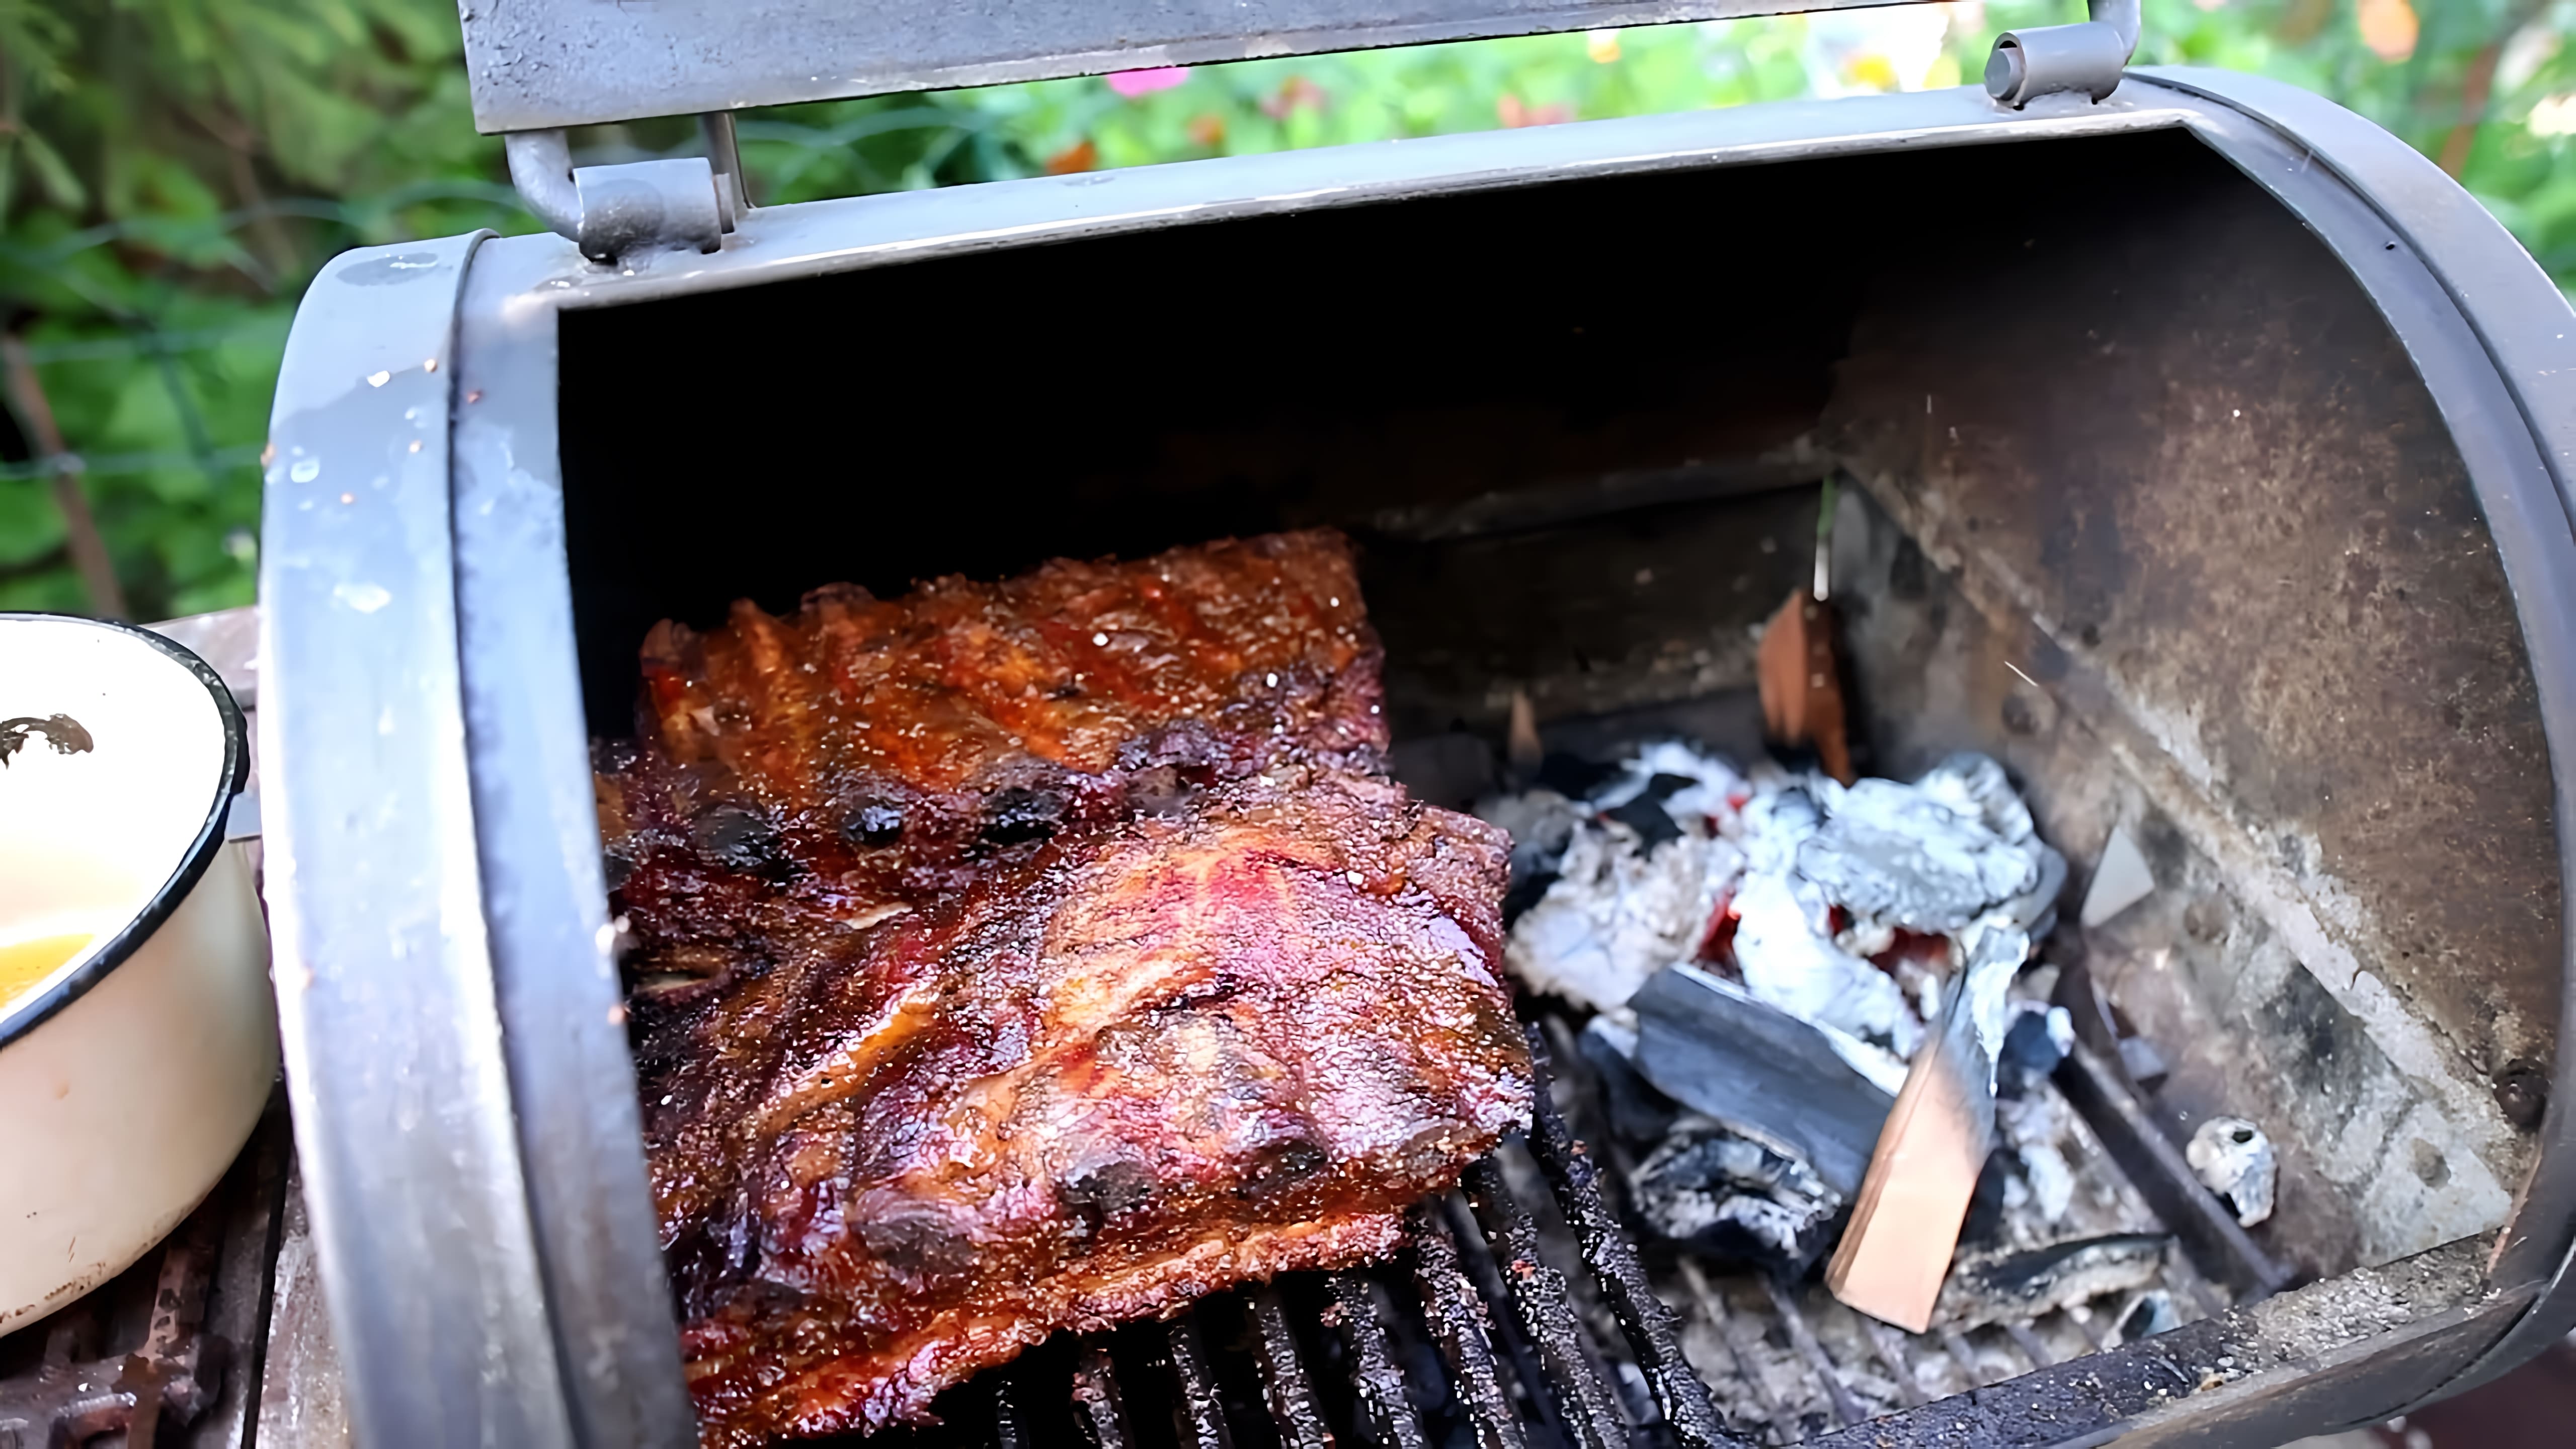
[
  {"x1": 1729, "y1": 867, "x2": 1921, "y2": 1054},
  {"x1": 1630, "y1": 964, "x2": 1894, "y2": 1199},
  {"x1": 1933, "y1": 1233, "x2": 2169, "y2": 1331},
  {"x1": 1627, "y1": 1115, "x2": 1845, "y2": 1275},
  {"x1": 2115, "y1": 1290, "x2": 2180, "y2": 1344},
  {"x1": 1603, "y1": 789, "x2": 1686, "y2": 849},
  {"x1": 1537, "y1": 750, "x2": 1623, "y2": 799},
  {"x1": 1996, "y1": 1003, "x2": 2073, "y2": 1099},
  {"x1": 1577, "y1": 1016, "x2": 1680, "y2": 1145},
  {"x1": 1913, "y1": 753, "x2": 2035, "y2": 844},
  {"x1": 1959, "y1": 1152, "x2": 2013, "y2": 1249}
]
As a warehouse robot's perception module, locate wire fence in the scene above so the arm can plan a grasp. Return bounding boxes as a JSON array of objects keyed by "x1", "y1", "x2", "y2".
[{"x1": 0, "y1": 443, "x2": 268, "y2": 485}]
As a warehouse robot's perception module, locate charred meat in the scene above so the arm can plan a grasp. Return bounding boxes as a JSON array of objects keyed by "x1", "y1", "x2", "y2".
[{"x1": 600, "y1": 532, "x2": 1530, "y2": 1445}]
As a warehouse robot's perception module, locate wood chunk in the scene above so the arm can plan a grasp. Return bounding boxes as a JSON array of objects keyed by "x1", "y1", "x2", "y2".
[
  {"x1": 1757, "y1": 590, "x2": 1853, "y2": 784},
  {"x1": 1826, "y1": 1029, "x2": 1994, "y2": 1333}
]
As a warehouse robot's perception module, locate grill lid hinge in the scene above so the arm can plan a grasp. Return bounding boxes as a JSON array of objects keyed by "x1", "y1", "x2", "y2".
[
  {"x1": 1984, "y1": 0, "x2": 2141, "y2": 108},
  {"x1": 504, "y1": 115, "x2": 745, "y2": 264}
]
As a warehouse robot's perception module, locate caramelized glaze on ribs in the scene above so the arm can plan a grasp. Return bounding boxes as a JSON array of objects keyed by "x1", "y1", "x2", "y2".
[{"x1": 601, "y1": 531, "x2": 1530, "y2": 1445}]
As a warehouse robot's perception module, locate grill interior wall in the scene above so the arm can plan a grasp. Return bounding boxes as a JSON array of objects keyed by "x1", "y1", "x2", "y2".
[
  {"x1": 556, "y1": 123, "x2": 2558, "y2": 1384},
  {"x1": 1815, "y1": 136, "x2": 2556, "y2": 1274}
]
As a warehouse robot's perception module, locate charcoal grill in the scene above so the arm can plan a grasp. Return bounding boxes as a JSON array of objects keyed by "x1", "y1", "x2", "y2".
[{"x1": 239, "y1": 0, "x2": 2576, "y2": 1444}]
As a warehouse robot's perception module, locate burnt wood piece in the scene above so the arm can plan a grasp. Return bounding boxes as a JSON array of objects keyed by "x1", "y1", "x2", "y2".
[
  {"x1": 610, "y1": 533, "x2": 1531, "y2": 1445},
  {"x1": 1630, "y1": 964, "x2": 1892, "y2": 1201}
]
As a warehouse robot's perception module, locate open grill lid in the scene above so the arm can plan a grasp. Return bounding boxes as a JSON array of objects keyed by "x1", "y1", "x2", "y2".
[
  {"x1": 470, "y1": 0, "x2": 2138, "y2": 263},
  {"x1": 458, "y1": 0, "x2": 2140, "y2": 132},
  {"x1": 458, "y1": 0, "x2": 1908, "y2": 134}
]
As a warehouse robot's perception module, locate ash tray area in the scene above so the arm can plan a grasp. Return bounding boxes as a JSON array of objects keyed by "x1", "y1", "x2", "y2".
[{"x1": 1479, "y1": 739, "x2": 2264, "y2": 1374}]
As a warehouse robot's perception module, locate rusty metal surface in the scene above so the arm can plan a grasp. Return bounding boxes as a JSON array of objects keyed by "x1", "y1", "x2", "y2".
[
  {"x1": 0, "y1": 1101, "x2": 288, "y2": 1449},
  {"x1": 1821, "y1": 126, "x2": 2555, "y2": 1270}
]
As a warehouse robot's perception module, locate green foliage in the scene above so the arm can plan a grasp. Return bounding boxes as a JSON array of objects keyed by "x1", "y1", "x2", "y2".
[{"x1": 5, "y1": 0, "x2": 2576, "y2": 618}]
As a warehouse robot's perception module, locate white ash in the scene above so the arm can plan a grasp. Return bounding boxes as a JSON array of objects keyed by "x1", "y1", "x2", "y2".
[
  {"x1": 1594, "y1": 739, "x2": 1752, "y2": 824},
  {"x1": 1496, "y1": 741, "x2": 2190, "y2": 1336},
  {"x1": 1998, "y1": 1088, "x2": 2081, "y2": 1227},
  {"x1": 1477, "y1": 787, "x2": 1588, "y2": 888},
  {"x1": 1957, "y1": 915, "x2": 2030, "y2": 1086},
  {"x1": 1486, "y1": 742, "x2": 2061, "y2": 1065},
  {"x1": 1729, "y1": 868, "x2": 1920, "y2": 1057},
  {"x1": 2186, "y1": 1116, "x2": 2279, "y2": 1227},
  {"x1": 1502, "y1": 820, "x2": 1738, "y2": 1013},
  {"x1": 1914, "y1": 751, "x2": 2036, "y2": 846},
  {"x1": 1796, "y1": 775, "x2": 2043, "y2": 936}
]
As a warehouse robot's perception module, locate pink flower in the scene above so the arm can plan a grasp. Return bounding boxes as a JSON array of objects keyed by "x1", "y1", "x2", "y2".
[{"x1": 1107, "y1": 67, "x2": 1189, "y2": 98}]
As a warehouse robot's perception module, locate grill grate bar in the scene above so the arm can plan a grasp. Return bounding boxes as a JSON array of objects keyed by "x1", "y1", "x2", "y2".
[
  {"x1": 1759, "y1": 1278, "x2": 1865, "y2": 1430},
  {"x1": 1859, "y1": 1317, "x2": 1929, "y2": 1409},
  {"x1": 2002, "y1": 1322, "x2": 2055, "y2": 1372},
  {"x1": 1074, "y1": 1343, "x2": 1134, "y2": 1449},
  {"x1": 1440, "y1": 1191, "x2": 1589, "y2": 1449},
  {"x1": 1937, "y1": 1331, "x2": 1989, "y2": 1389},
  {"x1": 1462, "y1": 1157, "x2": 1628, "y2": 1449},
  {"x1": 1248, "y1": 1286, "x2": 1336, "y2": 1449},
  {"x1": 1407, "y1": 1205, "x2": 1532, "y2": 1449},
  {"x1": 1327, "y1": 1273, "x2": 1429, "y2": 1449},
  {"x1": 2067, "y1": 1308, "x2": 2110, "y2": 1355},
  {"x1": 1677, "y1": 1259, "x2": 1797, "y2": 1444},
  {"x1": 1167, "y1": 1314, "x2": 1237, "y2": 1449},
  {"x1": 991, "y1": 1367, "x2": 1031, "y2": 1449},
  {"x1": 1522, "y1": 1026, "x2": 1738, "y2": 1449}
]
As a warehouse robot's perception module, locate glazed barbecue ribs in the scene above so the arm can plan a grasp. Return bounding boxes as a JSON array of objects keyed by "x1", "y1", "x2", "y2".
[{"x1": 599, "y1": 531, "x2": 1531, "y2": 1445}]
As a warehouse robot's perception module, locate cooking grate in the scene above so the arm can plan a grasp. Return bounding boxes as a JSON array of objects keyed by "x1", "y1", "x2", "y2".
[
  {"x1": 0, "y1": 1016, "x2": 2222, "y2": 1449},
  {"x1": 866, "y1": 1013, "x2": 2227, "y2": 1449},
  {"x1": 0, "y1": 1099, "x2": 287, "y2": 1449}
]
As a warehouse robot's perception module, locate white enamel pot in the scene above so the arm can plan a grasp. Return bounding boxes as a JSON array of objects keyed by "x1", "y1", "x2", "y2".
[{"x1": 0, "y1": 613, "x2": 275, "y2": 1335}]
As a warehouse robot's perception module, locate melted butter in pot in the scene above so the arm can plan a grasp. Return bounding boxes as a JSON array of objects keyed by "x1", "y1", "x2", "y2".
[{"x1": 0, "y1": 931, "x2": 95, "y2": 1009}]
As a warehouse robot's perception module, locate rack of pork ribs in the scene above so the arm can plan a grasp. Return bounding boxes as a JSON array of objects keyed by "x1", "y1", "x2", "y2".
[{"x1": 595, "y1": 529, "x2": 1534, "y2": 1446}]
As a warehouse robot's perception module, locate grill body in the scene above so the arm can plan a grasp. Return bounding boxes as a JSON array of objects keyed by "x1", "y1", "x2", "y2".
[{"x1": 259, "y1": 72, "x2": 2576, "y2": 1447}]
